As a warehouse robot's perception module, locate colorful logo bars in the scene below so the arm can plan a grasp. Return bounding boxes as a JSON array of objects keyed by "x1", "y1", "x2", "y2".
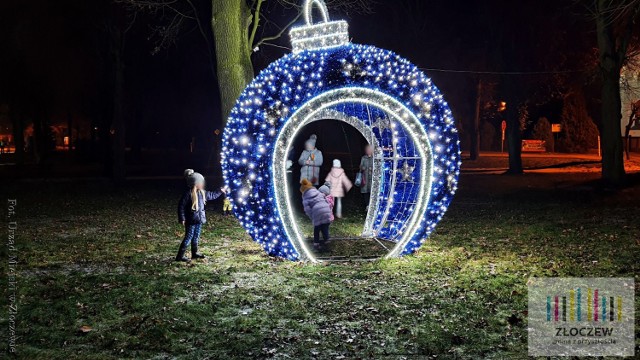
[{"x1": 546, "y1": 288, "x2": 622, "y2": 322}]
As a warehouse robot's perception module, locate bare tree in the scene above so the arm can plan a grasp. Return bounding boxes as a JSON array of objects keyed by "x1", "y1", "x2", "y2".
[
  {"x1": 582, "y1": 0, "x2": 640, "y2": 186},
  {"x1": 118, "y1": 0, "x2": 372, "y2": 125}
]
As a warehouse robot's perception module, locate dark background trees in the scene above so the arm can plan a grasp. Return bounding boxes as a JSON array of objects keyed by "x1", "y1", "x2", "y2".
[{"x1": 1, "y1": 0, "x2": 639, "y2": 185}]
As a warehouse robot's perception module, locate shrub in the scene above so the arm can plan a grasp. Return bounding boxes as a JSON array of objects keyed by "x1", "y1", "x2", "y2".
[
  {"x1": 532, "y1": 117, "x2": 554, "y2": 152},
  {"x1": 558, "y1": 91, "x2": 599, "y2": 153},
  {"x1": 480, "y1": 121, "x2": 496, "y2": 151}
]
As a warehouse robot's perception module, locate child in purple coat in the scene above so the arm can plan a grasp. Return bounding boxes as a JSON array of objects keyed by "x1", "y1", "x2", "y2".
[
  {"x1": 176, "y1": 169, "x2": 226, "y2": 262},
  {"x1": 300, "y1": 179, "x2": 333, "y2": 249}
]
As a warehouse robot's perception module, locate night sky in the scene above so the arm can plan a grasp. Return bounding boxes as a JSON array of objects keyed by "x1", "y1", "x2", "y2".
[{"x1": 0, "y1": 0, "x2": 597, "y2": 150}]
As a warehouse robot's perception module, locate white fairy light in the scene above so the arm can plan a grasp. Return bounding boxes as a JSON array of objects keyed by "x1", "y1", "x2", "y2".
[
  {"x1": 272, "y1": 87, "x2": 435, "y2": 261},
  {"x1": 221, "y1": 0, "x2": 460, "y2": 262},
  {"x1": 289, "y1": 0, "x2": 349, "y2": 53}
]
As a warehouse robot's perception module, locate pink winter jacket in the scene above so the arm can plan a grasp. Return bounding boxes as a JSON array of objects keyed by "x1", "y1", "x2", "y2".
[
  {"x1": 325, "y1": 167, "x2": 353, "y2": 198},
  {"x1": 325, "y1": 195, "x2": 335, "y2": 222}
]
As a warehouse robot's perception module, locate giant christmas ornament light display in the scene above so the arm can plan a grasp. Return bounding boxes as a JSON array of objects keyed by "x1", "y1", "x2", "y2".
[{"x1": 222, "y1": 0, "x2": 460, "y2": 262}]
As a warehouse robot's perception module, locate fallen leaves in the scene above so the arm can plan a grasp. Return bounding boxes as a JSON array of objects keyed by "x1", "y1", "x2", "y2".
[{"x1": 12, "y1": 175, "x2": 640, "y2": 358}]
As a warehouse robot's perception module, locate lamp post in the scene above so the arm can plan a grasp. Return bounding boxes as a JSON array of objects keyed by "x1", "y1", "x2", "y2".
[{"x1": 499, "y1": 101, "x2": 507, "y2": 153}]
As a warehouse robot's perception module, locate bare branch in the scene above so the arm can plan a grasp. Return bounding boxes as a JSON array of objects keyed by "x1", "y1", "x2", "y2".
[
  {"x1": 254, "y1": 11, "x2": 303, "y2": 49},
  {"x1": 119, "y1": 0, "x2": 377, "y2": 69},
  {"x1": 116, "y1": 0, "x2": 216, "y2": 78},
  {"x1": 278, "y1": 0, "x2": 375, "y2": 14},
  {"x1": 579, "y1": 0, "x2": 640, "y2": 26},
  {"x1": 250, "y1": 0, "x2": 375, "y2": 50},
  {"x1": 184, "y1": 0, "x2": 215, "y2": 77},
  {"x1": 617, "y1": 1, "x2": 640, "y2": 63},
  {"x1": 248, "y1": 0, "x2": 265, "y2": 52},
  {"x1": 116, "y1": 0, "x2": 191, "y2": 53},
  {"x1": 260, "y1": 42, "x2": 293, "y2": 51}
]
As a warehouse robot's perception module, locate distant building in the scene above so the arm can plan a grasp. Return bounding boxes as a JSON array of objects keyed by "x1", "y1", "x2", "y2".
[{"x1": 620, "y1": 66, "x2": 640, "y2": 137}]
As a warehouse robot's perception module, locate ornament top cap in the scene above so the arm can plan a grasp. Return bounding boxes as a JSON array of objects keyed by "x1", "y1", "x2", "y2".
[
  {"x1": 289, "y1": 0, "x2": 350, "y2": 53},
  {"x1": 303, "y1": 0, "x2": 329, "y2": 25}
]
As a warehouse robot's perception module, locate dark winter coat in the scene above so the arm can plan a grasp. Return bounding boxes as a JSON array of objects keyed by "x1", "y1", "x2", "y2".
[
  {"x1": 178, "y1": 189, "x2": 223, "y2": 225},
  {"x1": 302, "y1": 188, "x2": 333, "y2": 226},
  {"x1": 359, "y1": 155, "x2": 374, "y2": 194}
]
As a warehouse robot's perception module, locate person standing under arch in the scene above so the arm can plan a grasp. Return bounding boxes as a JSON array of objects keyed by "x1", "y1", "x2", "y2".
[
  {"x1": 325, "y1": 159, "x2": 352, "y2": 218},
  {"x1": 359, "y1": 144, "x2": 374, "y2": 208},
  {"x1": 298, "y1": 134, "x2": 323, "y2": 185}
]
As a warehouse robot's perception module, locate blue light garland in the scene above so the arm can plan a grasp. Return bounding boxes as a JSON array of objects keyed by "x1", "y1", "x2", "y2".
[{"x1": 221, "y1": 4, "x2": 460, "y2": 261}]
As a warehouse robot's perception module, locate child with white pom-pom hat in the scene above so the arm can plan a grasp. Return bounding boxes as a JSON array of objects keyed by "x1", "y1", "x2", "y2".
[
  {"x1": 325, "y1": 159, "x2": 353, "y2": 218},
  {"x1": 176, "y1": 169, "x2": 226, "y2": 262}
]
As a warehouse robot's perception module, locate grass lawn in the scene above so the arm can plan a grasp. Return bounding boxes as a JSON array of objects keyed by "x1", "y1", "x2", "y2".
[
  {"x1": 293, "y1": 190, "x2": 396, "y2": 259},
  {"x1": 1, "y1": 172, "x2": 639, "y2": 359}
]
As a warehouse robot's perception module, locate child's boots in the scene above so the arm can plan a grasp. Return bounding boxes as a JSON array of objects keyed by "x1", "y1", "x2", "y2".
[
  {"x1": 175, "y1": 247, "x2": 190, "y2": 262},
  {"x1": 191, "y1": 239, "x2": 206, "y2": 259}
]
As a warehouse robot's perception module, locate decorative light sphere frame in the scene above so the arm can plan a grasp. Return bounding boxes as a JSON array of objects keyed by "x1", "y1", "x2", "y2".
[{"x1": 221, "y1": 0, "x2": 460, "y2": 262}]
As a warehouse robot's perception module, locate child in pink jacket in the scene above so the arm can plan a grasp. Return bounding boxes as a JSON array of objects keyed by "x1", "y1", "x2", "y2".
[{"x1": 325, "y1": 159, "x2": 353, "y2": 218}]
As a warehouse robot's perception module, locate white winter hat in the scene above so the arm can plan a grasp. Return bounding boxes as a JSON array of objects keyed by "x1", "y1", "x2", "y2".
[
  {"x1": 305, "y1": 134, "x2": 318, "y2": 148},
  {"x1": 184, "y1": 169, "x2": 205, "y2": 187},
  {"x1": 333, "y1": 159, "x2": 341, "y2": 168}
]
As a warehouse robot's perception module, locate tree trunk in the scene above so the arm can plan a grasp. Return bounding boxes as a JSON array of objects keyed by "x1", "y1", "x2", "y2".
[
  {"x1": 470, "y1": 78, "x2": 481, "y2": 160},
  {"x1": 111, "y1": 45, "x2": 126, "y2": 183},
  {"x1": 504, "y1": 81, "x2": 523, "y2": 174},
  {"x1": 67, "y1": 110, "x2": 73, "y2": 151},
  {"x1": 505, "y1": 108, "x2": 523, "y2": 174},
  {"x1": 596, "y1": 1, "x2": 626, "y2": 186},
  {"x1": 10, "y1": 107, "x2": 24, "y2": 166},
  {"x1": 108, "y1": 19, "x2": 126, "y2": 183},
  {"x1": 32, "y1": 108, "x2": 47, "y2": 166},
  {"x1": 211, "y1": 0, "x2": 255, "y2": 124},
  {"x1": 130, "y1": 106, "x2": 143, "y2": 160},
  {"x1": 600, "y1": 70, "x2": 625, "y2": 185}
]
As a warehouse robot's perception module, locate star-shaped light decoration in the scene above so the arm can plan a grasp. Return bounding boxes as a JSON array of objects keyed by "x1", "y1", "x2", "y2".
[
  {"x1": 373, "y1": 117, "x2": 393, "y2": 132},
  {"x1": 242, "y1": 176, "x2": 254, "y2": 191},
  {"x1": 343, "y1": 62, "x2": 367, "y2": 79},
  {"x1": 447, "y1": 173, "x2": 457, "y2": 192},
  {"x1": 398, "y1": 160, "x2": 415, "y2": 182},
  {"x1": 265, "y1": 101, "x2": 289, "y2": 126},
  {"x1": 237, "y1": 176, "x2": 254, "y2": 202}
]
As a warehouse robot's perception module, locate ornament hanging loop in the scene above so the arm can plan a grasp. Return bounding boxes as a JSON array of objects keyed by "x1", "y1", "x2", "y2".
[
  {"x1": 304, "y1": 0, "x2": 330, "y2": 25},
  {"x1": 290, "y1": 0, "x2": 349, "y2": 52}
]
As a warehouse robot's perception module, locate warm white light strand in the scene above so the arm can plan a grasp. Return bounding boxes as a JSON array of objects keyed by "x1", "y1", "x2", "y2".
[{"x1": 290, "y1": 0, "x2": 349, "y2": 53}]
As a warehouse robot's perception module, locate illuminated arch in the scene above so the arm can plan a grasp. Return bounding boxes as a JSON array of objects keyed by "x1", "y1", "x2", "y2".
[{"x1": 221, "y1": 0, "x2": 460, "y2": 262}]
